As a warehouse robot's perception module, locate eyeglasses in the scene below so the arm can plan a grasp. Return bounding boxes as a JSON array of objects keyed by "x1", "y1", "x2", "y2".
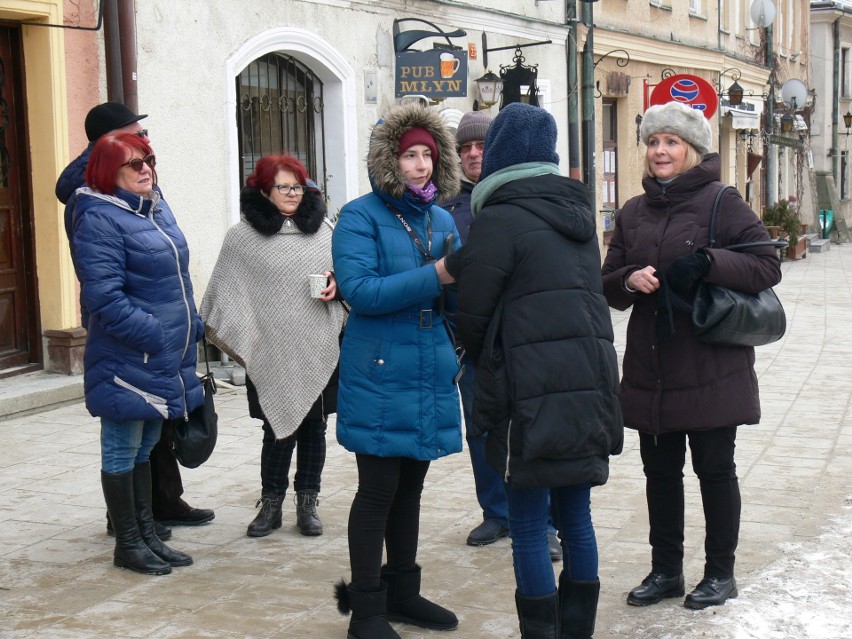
[
  {"x1": 120, "y1": 154, "x2": 156, "y2": 172},
  {"x1": 459, "y1": 141, "x2": 485, "y2": 154},
  {"x1": 135, "y1": 129, "x2": 149, "y2": 138},
  {"x1": 273, "y1": 184, "x2": 305, "y2": 195}
]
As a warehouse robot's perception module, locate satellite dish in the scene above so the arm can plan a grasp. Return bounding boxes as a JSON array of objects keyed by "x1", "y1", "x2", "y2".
[
  {"x1": 780, "y1": 79, "x2": 808, "y2": 110},
  {"x1": 750, "y1": 0, "x2": 776, "y2": 28}
]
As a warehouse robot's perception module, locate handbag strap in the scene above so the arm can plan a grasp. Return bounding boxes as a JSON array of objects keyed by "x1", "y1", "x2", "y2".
[
  {"x1": 708, "y1": 185, "x2": 788, "y2": 253},
  {"x1": 200, "y1": 335, "x2": 211, "y2": 377}
]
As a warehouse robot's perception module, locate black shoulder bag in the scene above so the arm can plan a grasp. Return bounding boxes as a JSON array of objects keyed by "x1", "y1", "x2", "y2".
[
  {"x1": 169, "y1": 336, "x2": 218, "y2": 468},
  {"x1": 691, "y1": 186, "x2": 787, "y2": 347}
]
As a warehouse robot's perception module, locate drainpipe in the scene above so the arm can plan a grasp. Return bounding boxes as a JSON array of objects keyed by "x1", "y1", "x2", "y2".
[
  {"x1": 833, "y1": 18, "x2": 841, "y2": 184},
  {"x1": 567, "y1": 1, "x2": 580, "y2": 180},
  {"x1": 103, "y1": 0, "x2": 123, "y2": 103},
  {"x1": 118, "y1": 0, "x2": 139, "y2": 113},
  {"x1": 581, "y1": 1, "x2": 596, "y2": 212}
]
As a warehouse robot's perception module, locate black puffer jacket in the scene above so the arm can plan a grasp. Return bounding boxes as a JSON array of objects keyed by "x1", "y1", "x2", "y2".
[
  {"x1": 601, "y1": 154, "x2": 781, "y2": 435},
  {"x1": 456, "y1": 173, "x2": 623, "y2": 489}
]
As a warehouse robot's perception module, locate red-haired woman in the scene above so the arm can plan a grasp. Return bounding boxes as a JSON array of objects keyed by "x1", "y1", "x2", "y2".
[
  {"x1": 201, "y1": 154, "x2": 345, "y2": 539},
  {"x1": 70, "y1": 133, "x2": 202, "y2": 575}
]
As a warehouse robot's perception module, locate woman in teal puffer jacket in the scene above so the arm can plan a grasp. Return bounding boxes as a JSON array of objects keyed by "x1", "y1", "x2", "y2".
[{"x1": 331, "y1": 103, "x2": 463, "y2": 639}]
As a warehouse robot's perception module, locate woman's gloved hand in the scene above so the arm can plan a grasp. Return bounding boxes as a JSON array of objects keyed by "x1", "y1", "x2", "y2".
[{"x1": 665, "y1": 251, "x2": 711, "y2": 301}]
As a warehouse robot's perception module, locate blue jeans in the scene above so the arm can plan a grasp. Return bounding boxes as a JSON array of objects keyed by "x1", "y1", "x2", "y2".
[
  {"x1": 505, "y1": 481, "x2": 598, "y2": 597},
  {"x1": 100, "y1": 418, "x2": 162, "y2": 474},
  {"x1": 459, "y1": 359, "x2": 508, "y2": 525}
]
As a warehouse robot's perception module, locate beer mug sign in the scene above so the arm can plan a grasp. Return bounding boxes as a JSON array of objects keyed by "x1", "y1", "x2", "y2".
[{"x1": 439, "y1": 53, "x2": 460, "y2": 79}]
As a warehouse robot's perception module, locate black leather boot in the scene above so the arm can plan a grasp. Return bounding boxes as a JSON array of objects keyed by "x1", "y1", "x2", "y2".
[
  {"x1": 295, "y1": 490, "x2": 323, "y2": 536},
  {"x1": 515, "y1": 590, "x2": 560, "y2": 638},
  {"x1": 382, "y1": 564, "x2": 458, "y2": 630},
  {"x1": 132, "y1": 463, "x2": 192, "y2": 567},
  {"x1": 100, "y1": 470, "x2": 171, "y2": 575},
  {"x1": 334, "y1": 580, "x2": 401, "y2": 639},
  {"x1": 626, "y1": 572, "x2": 684, "y2": 606},
  {"x1": 558, "y1": 573, "x2": 599, "y2": 639},
  {"x1": 246, "y1": 493, "x2": 283, "y2": 537},
  {"x1": 107, "y1": 512, "x2": 171, "y2": 541},
  {"x1": 683, "y1": 577, "x2": 737, "y2": 609}
]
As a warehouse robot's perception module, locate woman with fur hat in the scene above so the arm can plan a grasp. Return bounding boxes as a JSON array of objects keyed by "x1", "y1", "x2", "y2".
[
  {"x1": 602, "y1": 100, "x2": 781, "y2": 611},
  {"x1": 331, "y1": 103, "x2": 463, "y2": 639},
  {"x1": 201, "y1": 154, "x2": 346, "y2": 539},
  {"x1": 450, "y1": 102, "x2": 623, "y2": 638}
]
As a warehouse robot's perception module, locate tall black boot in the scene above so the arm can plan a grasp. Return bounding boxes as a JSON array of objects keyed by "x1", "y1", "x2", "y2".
[
  {"x1": 107, "y1": 511, "x2": 172, "y2": 541},
  {"x1": 334, "y1": 580, "x2": 401, "y2": 639},
  {"x1": 558, "y1": 573, "x2": 599, "y2": 639},
  {"x1": 100, "y1": 470, "x2": 171, "y2": 575},
  {"x1": 132, "y1": 463, "x2": 193, "y2": 567},
  {"x1": 516, "y1": 590, "x2": 560, "y2": 639},
  {"x1": 382, "y1": 564, "x2": 458, "y2": 630}
]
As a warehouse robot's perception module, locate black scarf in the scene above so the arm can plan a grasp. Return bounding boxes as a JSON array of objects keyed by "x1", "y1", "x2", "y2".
[{"x1": 240, "y1": 186, "x2": 327, "y2": 236}]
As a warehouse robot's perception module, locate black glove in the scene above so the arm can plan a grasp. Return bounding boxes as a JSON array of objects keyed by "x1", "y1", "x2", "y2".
[{"x1": 665, "y1": 251, "x2": 711, "y2": 302}]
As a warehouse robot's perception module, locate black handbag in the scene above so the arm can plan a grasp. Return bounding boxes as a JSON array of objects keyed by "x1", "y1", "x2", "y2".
[
  {"x1": 170, "y1": 337, "x2": 218, "y2": 468},
  {"x1": 691, "y1": 185, "x2": 787, "y2": 347}
]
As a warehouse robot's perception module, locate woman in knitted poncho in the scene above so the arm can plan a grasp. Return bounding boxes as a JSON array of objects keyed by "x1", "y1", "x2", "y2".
[{"x1": 201, "y1": 154, "x2": 346, "y2": 539}]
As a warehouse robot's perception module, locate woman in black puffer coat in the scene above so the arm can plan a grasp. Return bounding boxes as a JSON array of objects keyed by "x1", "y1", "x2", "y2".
[{"x1": 451, "y1": 103, "x2": 623, "y2": 639}]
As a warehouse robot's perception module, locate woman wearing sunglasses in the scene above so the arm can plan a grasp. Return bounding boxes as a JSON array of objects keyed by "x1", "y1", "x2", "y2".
[
  {"x1": 201, "y1": 154, "x2": 346, "y2": 540},
  {"x1": 70, "y1": 132, "x2": 203, "y2": 575}
]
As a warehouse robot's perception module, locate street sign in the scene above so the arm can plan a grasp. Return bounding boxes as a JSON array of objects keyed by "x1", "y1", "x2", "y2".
[{"x1": 648, "y1": 74, "x2": 718, "y2": 119}]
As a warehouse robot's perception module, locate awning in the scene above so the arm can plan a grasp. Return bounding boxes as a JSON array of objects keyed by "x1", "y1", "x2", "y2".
[{"x1": 721, "y1": 98, "x2": 763, "y2": 130}]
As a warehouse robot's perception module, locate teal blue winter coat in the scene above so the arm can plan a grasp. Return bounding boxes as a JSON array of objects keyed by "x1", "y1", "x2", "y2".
[{"x1": 332, "y1": 104, "x2": 463, "y2": 460}]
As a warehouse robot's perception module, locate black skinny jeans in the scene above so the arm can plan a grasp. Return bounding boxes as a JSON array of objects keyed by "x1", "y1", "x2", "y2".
[
  {"x1": 348, "y1": 454, "x2": 430, "y2": 592},
  {"x1": 639, "y1": 426, "x2": 741, "y2": 579}
]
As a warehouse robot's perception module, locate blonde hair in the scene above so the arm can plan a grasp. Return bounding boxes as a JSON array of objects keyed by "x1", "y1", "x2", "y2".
[{"x1": 643, "y1": 139, "x2": 703, "y2": 178}]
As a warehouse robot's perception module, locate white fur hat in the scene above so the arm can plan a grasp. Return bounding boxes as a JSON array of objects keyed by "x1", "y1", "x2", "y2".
[{"x1": 640, "y1": 101, "x2": 713, "y2": 155}]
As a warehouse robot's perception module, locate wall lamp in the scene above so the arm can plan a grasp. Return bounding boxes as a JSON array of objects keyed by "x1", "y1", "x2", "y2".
[
  {"x1": 844, "y1": 111, "x2": 852, "y2": 134},
  {"x1": 717, "y1": 68, "x2": 745, "y2": 106},
  {"x1": 473, "y1": 71, "x2": 503, "y2": 111},
  {"x1": 780, "y1": 113, "x2": 795, "y2": 134}
]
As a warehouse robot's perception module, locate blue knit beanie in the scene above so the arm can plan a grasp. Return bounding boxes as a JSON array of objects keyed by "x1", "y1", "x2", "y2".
[{"x1": 480, "y1": 103, "x2": 559, "y2": 179}]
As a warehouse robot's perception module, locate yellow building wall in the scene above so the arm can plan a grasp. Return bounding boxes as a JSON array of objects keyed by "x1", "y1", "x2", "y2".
[{"x1": 0, "y1": 0, "x2": 76, "y2": 331}]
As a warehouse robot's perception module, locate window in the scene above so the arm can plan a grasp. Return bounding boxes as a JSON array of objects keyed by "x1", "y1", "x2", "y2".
[
  {"x1": 689, "y1": 0, "x2": 701, "y2": 15},
  {"x1": 844, "y1": 48, "x2": 851, "y2": 97},
  {"x1": 601, "y1": 100, "x2": 618, "y2": 213},
  {"x1": 842, "y1": 151, "x2": 849, "y2": 200},
  {"x1": 236, "y1": 53, "x2": 327, "y2": 189}
]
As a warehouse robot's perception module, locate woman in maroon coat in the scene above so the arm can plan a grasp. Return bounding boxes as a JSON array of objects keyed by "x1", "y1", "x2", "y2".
[{"x1": 602, "y1": 100, "x2": 781, "y2": 611}]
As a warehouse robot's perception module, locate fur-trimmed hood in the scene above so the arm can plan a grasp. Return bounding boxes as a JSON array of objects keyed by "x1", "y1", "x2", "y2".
[
  {"x1": 368, "y1": 103, "x2": 461, "y2": 201},
  {"x1": 240, "y1": 186, "x2": 327, "y2": 236}
]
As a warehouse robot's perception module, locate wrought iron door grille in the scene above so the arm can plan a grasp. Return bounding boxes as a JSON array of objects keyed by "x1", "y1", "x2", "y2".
[{"x1": 236, "y1": 53, "x2": 326, "y2": 191}]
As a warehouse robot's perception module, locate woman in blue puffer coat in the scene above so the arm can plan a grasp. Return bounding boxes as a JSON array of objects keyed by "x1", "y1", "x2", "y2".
[
  {"x1": 71, "y1": 132, "x2": 202, "y2": 576},
  {"x1": 331, "y1": 103, "x2": 463, "y2": 639}
]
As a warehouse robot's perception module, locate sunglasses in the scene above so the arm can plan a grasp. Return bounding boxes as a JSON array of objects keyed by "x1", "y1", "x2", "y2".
[
  {"x1": 273, "y1": 184, "x2": 305, "y2": 195},
  {"x1": 135, "y1": 129, "x2": 149, "y2": 138},
  {"x1": 121, "y1": 154, "x2": 156, "y2": 172}
]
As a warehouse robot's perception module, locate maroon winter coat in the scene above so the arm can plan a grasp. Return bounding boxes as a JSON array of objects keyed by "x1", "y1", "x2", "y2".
[{"x1": 601, "y1": 154, "x2": 781, "y2": 435}]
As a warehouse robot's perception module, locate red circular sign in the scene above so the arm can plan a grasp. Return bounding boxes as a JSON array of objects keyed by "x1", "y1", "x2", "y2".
[{"x1": 649, "y1": 74, "x2": 718, "y2": 120}]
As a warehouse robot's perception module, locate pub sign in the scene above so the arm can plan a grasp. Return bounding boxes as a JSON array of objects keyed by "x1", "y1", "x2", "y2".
[{"x1": 395, "y1": 49, "x2": 468, "y2": 99}]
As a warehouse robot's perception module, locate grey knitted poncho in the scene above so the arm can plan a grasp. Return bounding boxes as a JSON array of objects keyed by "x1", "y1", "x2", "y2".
[{"x1": 200, "y1": 218, "x2": 345, "y2": 438}]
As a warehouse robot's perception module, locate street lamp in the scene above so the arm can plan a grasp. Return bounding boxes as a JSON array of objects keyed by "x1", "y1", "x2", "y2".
[{"x1": 473, "y1": 71, "x2": 503, "y2": 110}]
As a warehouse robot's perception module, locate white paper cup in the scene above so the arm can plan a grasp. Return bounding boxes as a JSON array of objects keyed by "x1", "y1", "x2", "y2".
[{"x1": 308, "y1": 274, "x2": 327, "y2": 298}]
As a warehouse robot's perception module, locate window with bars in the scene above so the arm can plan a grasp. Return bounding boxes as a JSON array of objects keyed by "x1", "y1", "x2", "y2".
[
  {"x1": 236, "y1": 53, "x2": 327, "y2": 190},
  {"x1": 842, "y1": 151, "x2": 849, "y2": 201}
]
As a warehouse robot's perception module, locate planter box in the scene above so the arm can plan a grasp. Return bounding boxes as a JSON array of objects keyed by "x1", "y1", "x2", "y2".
[{"x1": 784, "y1": 235, "x2": 808, "y2": 260}]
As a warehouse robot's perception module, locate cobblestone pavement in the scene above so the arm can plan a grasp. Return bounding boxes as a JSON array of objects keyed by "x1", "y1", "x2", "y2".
[{"x1": 2, "y1": 244, "x2": 851, "y2": 638}]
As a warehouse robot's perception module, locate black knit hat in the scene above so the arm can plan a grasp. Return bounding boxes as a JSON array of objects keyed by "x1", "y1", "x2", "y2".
[
  {"x1": 84, "y1": 102, "x2": 147, "y2": 142},
  {"x1": 481, "y1": 103, "x2": 559, "y2": 179}
]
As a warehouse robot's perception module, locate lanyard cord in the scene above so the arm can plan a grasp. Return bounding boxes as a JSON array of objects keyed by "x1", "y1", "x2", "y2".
[{"x1": 386, "y1": 203, "x2": 432, "y2": 261}]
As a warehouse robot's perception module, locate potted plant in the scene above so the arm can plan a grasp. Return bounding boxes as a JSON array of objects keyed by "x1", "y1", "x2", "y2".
[{"x1": 762, "y1": 200, "x2": 806, "y2": 259}]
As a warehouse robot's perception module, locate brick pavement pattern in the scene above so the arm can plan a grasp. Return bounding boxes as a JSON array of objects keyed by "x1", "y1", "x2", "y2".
[{"x1": 2, "y1": 244, "x2": 852, "y2": 638}]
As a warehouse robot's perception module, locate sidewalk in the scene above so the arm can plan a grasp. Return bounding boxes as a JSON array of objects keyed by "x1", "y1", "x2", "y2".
[{"x1": 2, "y1": 244, "x2": 852, "y2": 638}]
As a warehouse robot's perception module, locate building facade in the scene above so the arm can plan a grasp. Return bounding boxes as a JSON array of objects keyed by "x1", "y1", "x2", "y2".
[{"x1": 0, "y1": 0, "x2": 815, "y2": 377}]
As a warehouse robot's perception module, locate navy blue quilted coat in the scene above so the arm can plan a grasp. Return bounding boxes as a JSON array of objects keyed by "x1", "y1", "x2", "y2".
[{"x1": 71, "y1": 187, "x2": 204, "y2": 422}]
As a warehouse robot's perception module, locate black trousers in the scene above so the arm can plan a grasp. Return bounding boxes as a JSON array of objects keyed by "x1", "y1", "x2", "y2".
[
  {"x1": 348, "y1": 454, "x2": 430, "y2": 591},
  {"x1": 150, "y1": 421, "x2": 185, "y2": 518},
  {"x1": 639, "y1": 427, "x2": 741, "y2": 579}
]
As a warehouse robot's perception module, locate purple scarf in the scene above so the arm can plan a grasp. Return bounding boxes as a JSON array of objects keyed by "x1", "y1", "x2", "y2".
[{"x1": 406, "y1": 180, "x2": 437, "y2": 203}]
